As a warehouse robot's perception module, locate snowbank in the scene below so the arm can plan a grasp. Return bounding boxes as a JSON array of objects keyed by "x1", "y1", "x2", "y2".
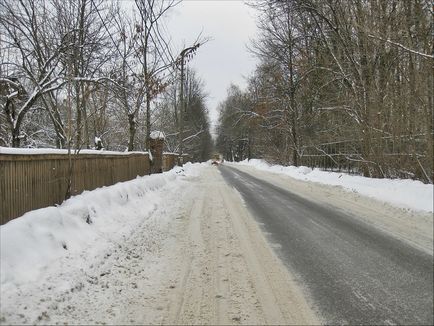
[
  {"x1": 234, "y1": 159, "x2": 433, "y2": 213},
  {"x1": 0, "y1": 162, "x2": 201, "y2": 286}
]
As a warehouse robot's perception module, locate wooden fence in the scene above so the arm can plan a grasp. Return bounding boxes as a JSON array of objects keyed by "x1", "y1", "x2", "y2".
[
  {"x1": 163, "y1": 154, "x2": 177, "y2": 172},
  {"x1": 162, "y1": 153, "x2": 190, "y2": 171},
  {"x1": 0, "y1": 152, "x2": 152, "y2": 225}
]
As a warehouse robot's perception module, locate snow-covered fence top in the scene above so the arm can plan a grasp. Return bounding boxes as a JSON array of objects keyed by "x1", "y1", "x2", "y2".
[{"x1": 0, "y1": 147, "x2": 148, "y2": 156}]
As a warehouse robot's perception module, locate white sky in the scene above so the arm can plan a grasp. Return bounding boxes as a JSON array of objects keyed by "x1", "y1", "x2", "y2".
[{"x1": 164, "y1": 0, "x2": 259, "y2": 132}]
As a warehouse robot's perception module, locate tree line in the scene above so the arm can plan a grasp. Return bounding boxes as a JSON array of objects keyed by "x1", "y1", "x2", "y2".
[
  {"x1": 216, "y1": 0, "x2": 432, "y2": 183},
  {"x1": 0, "y1": 0, "x2": 212, "y2": 162}
]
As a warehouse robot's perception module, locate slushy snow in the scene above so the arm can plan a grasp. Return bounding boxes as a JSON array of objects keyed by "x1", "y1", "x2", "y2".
[{"x1": 234, "y1": 159, "x2": 433, "y2": 213}]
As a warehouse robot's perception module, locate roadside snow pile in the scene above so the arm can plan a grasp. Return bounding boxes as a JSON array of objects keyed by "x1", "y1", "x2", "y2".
[
  {"x1": 0, "y1": 163, "x2": 201, "y2": 287},
  {"x1": 235, "y1": 159, "x2": 433, "y2": 213}
]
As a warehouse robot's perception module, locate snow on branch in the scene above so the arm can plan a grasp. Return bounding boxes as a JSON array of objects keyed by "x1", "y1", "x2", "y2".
[
  {"x1": 72, "y1": 77, "x2": 126, "y2": 89},
  {"x1": 368, "y1": 34, "x2": 434, "y2": 59},
  {"x1": 182, "y1": 129, "x2": 204, "y2": 143},
  {"x1": 6, "y1": 91, "x2": 19, "y2": 100},
  {"x1": 0, "y1": 78, "x2": 21, "y2": 89}
]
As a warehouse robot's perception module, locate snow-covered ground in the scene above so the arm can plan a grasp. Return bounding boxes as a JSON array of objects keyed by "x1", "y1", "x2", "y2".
[
  {"x1": 0, "y1": 163, "x2": 204, "y2": 325},
  {"x1": 0, "y1": 163, "x2": 319, "y2": 325},
  {"x1": 233, "y1": 159, "x2": 433, "y2": 213},
  {"x1": 1, "y1": 161, "x2": 432, "y2": 325}
]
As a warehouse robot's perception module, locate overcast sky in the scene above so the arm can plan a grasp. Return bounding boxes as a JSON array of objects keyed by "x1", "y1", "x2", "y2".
[{"x1": 165, "y1": 0, "x2": 259, "y2": 132}]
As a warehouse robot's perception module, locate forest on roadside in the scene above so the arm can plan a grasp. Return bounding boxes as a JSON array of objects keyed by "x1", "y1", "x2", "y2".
[{"x1": 216, "y1": 0, "x2": 433, "y2": 183}]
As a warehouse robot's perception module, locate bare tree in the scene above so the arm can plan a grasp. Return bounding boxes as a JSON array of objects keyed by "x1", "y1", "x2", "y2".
[
  {"x1": 0, "y1": 0, "x2": 71, "y2": 147},
  {"x1": 218, "y1": 0, "x2": 433, "y2": 182},
  {"x1": 133, "y1": 0, "x2": 179, "y2": 150}
]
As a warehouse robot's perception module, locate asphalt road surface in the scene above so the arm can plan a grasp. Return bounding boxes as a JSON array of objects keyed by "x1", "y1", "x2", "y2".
[{"x1": 219, "y1": 165, "x2": 433, "y2": 325}]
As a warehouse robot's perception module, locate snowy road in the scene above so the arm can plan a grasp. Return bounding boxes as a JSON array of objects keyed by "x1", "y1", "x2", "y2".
[
  {"x1": 161, "y1": 167, "x2": 317, "y2": 325},
  {"x1": 1, "y1": 163, "x2": 432, "y2": 325},
  {"x1": 0, "y1": 165, "x2": 317, "y2": 325},
  {"x1": 220, "y1": 164, "x2": 433, "y2": 325}
]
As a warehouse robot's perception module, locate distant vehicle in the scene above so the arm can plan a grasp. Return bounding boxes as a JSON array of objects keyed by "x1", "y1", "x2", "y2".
[{"x1": 211, "y1": 153, "x2": 222, "y2": 166}]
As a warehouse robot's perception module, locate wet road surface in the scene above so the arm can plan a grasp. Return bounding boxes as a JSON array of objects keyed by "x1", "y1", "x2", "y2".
[{"x1": 219, "y1": 165, "x2": 433, "y2": 325}]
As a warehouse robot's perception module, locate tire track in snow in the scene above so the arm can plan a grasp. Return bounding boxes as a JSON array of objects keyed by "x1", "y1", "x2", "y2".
[{"x1": 163, "y1": 167, "x2": 318, "y2": 325}]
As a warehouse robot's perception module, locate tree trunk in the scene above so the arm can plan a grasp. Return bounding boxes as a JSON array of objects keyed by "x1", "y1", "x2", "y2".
[
  {"x1": 75, "y1": 0, "x2": 87, "y2": 149},
  {"x1": 12, "y1": 128, "x2": 20, "y2": 148},
  {"x1": 145, "y1": 89, "x2": 151, "y2": 150},
  {"x1": 82, "y1": 84, "x2": 90, "y2": 149},
  {"x1": 128, "y1": 113, "x2": 136, "y2": 151}
]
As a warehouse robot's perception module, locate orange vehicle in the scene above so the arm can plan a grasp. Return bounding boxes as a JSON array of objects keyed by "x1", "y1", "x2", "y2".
[{"x1": 212, "y1": 153, "x2": 222, "y2": 166}]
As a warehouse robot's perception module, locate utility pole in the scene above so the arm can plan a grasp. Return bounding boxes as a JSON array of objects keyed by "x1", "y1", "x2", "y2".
[
  {"x1": 177, "y1": 43, "x2": 201, "y2": 166},
  {"x1": 179, "y1": 50, "x2": 185, "y2": 164}
]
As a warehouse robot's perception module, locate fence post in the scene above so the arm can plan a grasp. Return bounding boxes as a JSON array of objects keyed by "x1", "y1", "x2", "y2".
[{"x1": 149, "y1": 131, "x2": 165, "y2": 174}]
